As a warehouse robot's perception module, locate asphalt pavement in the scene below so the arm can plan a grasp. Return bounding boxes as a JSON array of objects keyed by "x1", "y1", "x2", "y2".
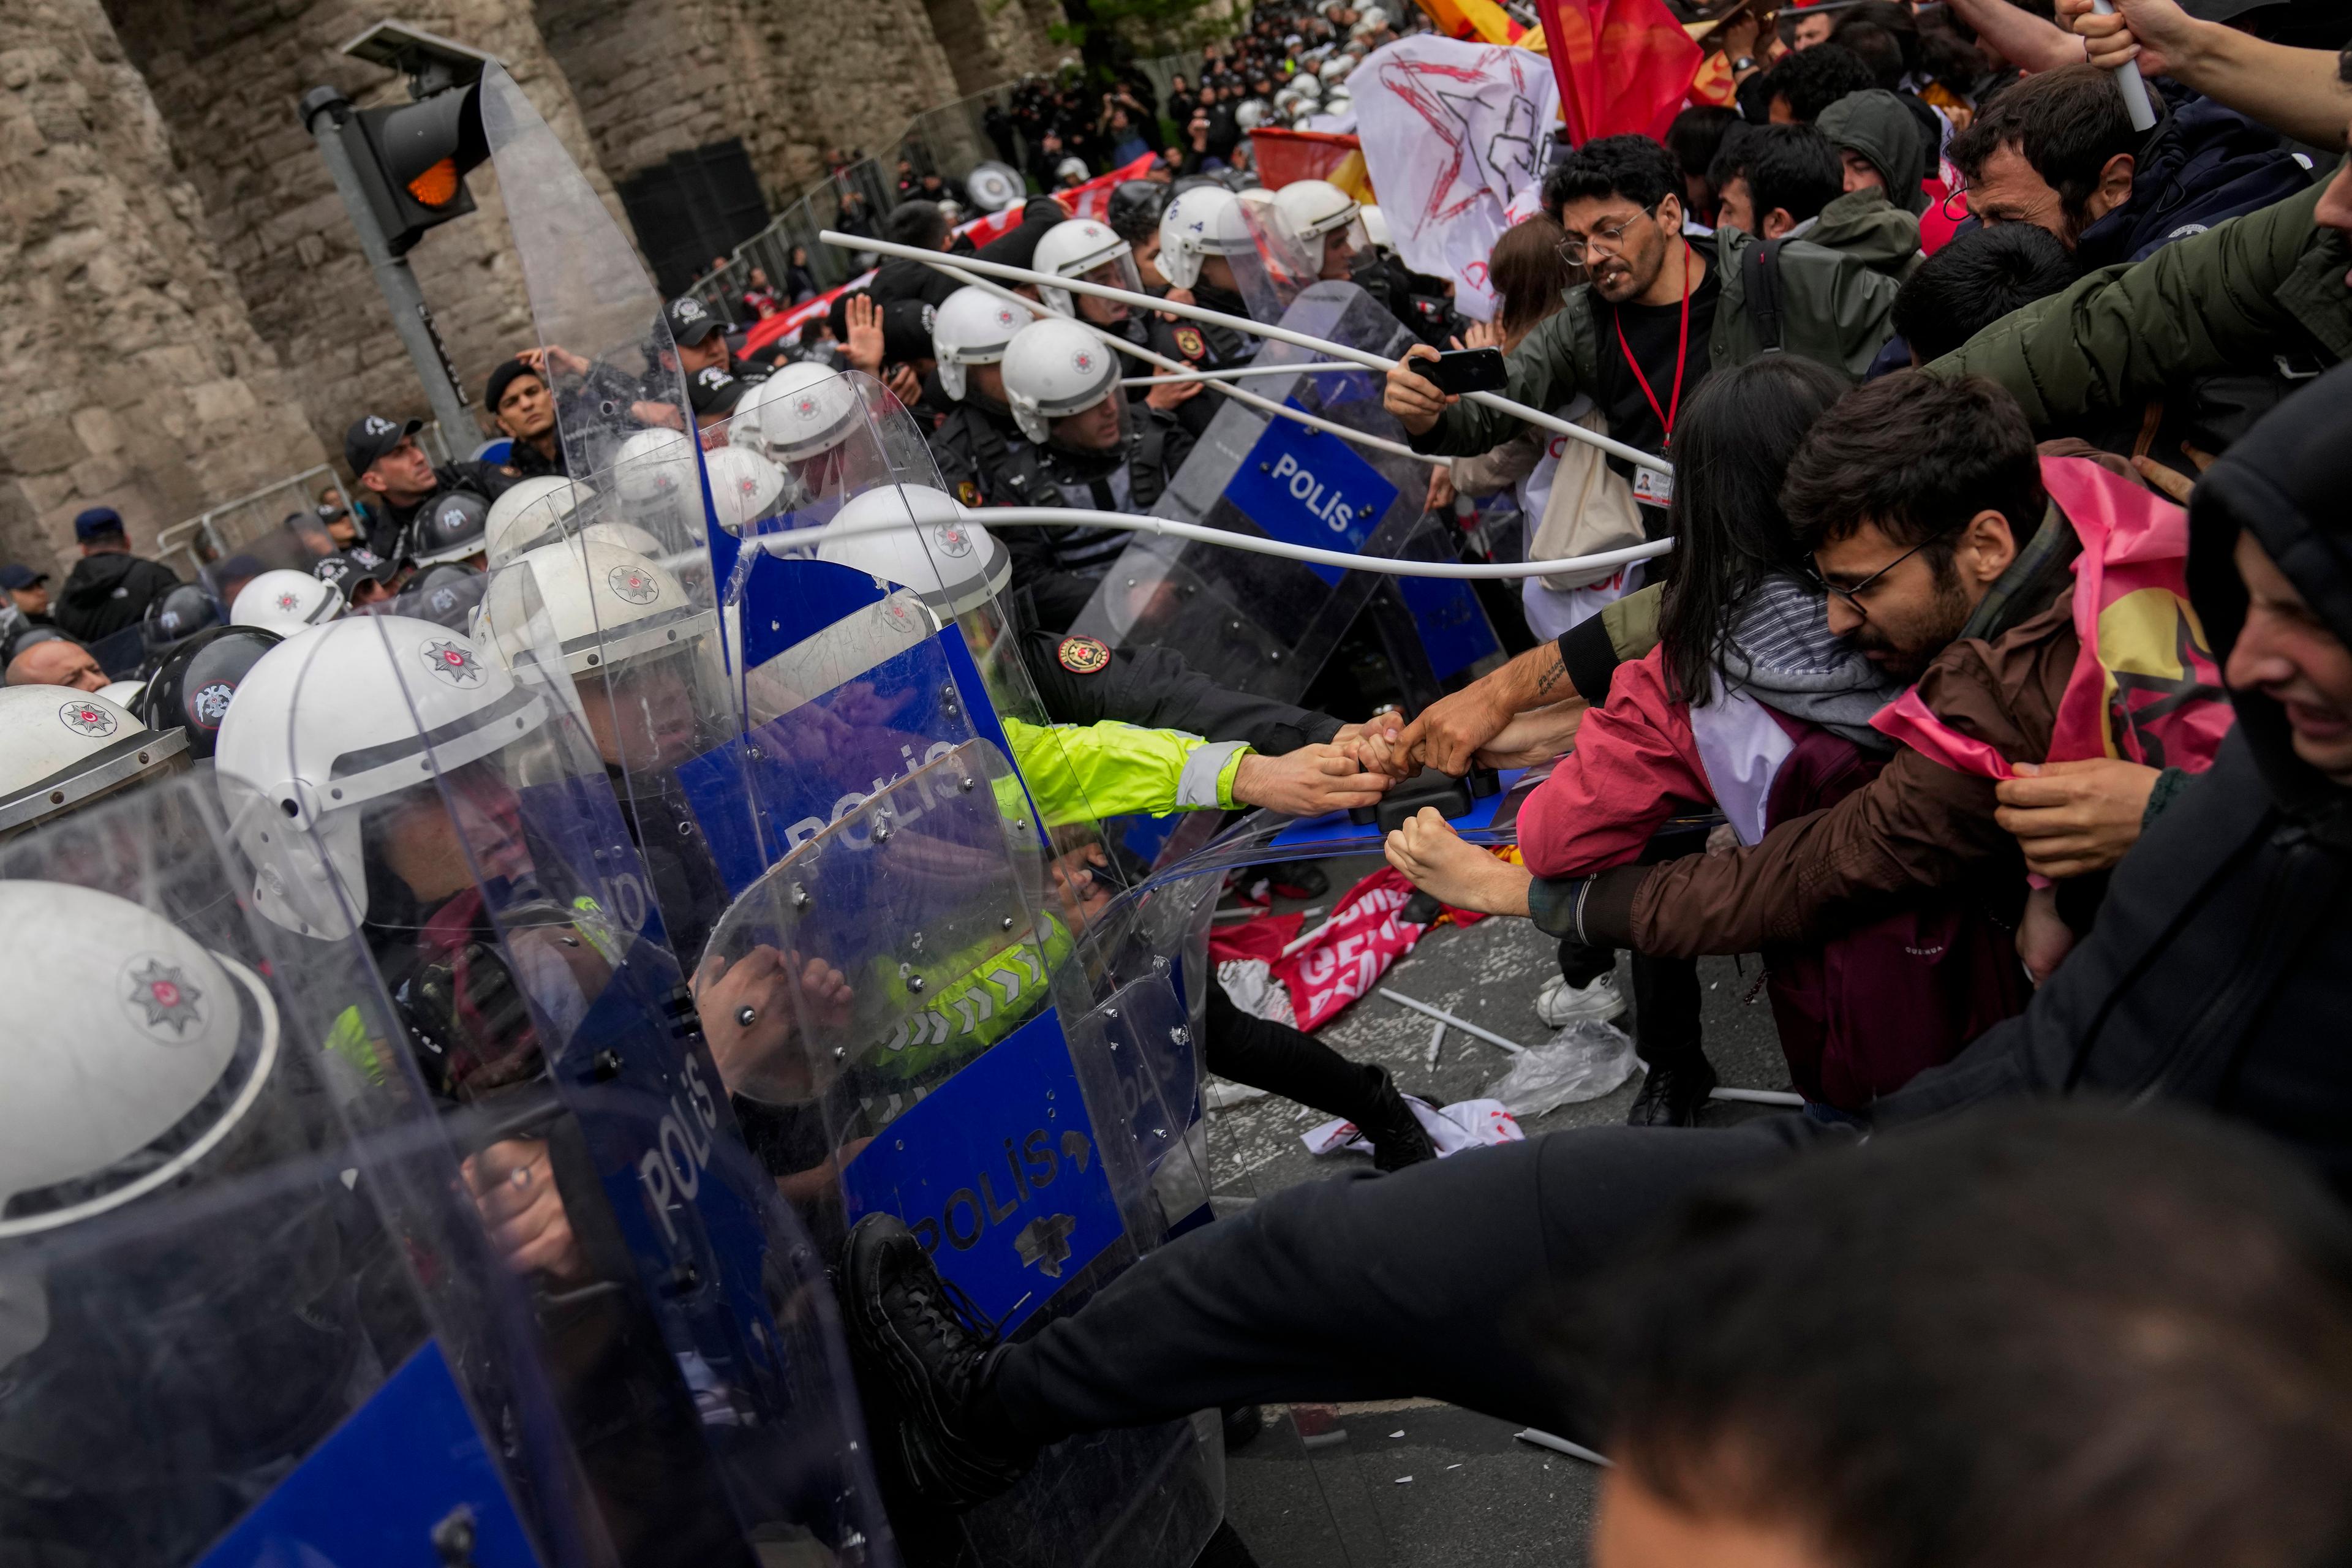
[{"x1": 1202, "y1": 854, "x2": 1792, "y2": 1567}]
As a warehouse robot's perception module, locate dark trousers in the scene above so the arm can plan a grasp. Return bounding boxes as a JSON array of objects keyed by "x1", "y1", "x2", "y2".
[
  {"x1": 1557, "y1": 938, "x2": 1705, "y2": 1071},
  {"x1": 1205, "y1": 983, "x2": 1393, "y2": 1128},
  {"x1": 992, "y1": 1118, "x2": 1823, "y2": 1442}
]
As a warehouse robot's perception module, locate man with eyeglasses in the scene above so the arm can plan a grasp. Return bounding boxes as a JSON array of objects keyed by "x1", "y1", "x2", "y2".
[{"x1": 1387, "y1": 134, "x2": 1913, "y2": 540}]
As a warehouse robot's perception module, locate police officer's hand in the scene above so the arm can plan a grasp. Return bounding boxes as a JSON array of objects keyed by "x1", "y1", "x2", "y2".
[
  {"x1": 1159, "y1": 287, "x2": 1194, "y2": 323},
  {"x1": 521, "y1": 345, "x2": 591, "y2": 379},
  {"x1": 1994, "y1": 758, "x2": 2161, "y2": 880},
  {"x1": 1231, "y1": 744, "x2": 1391, "y2": 816},
  {"x1": 883, "y1": 363, "x2": 923, "y2": 406},
  {"x1": 463, "y1": 1139, "x2": 590, "y2": 1285},
  {"x1": 1050, "y1": 843, "x2": 1117, "y2": 927},
  {"x1": 1144, "y1": 373, "x2": 1202, "y2": 412},
  {"x1": 1384, "y1": 345, "x2": 1456, "y2": 435}
]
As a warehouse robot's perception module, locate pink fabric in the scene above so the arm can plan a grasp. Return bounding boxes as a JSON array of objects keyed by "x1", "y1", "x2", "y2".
[
  {"x1": 1869, "y1": 687, "x2": 2018, "y2": 782},
  {"x1": 2038, "y1": 456, "x2": 2234, "y2": 774},
  {"x1": 1210, "y1": 869, "x2": 1488, "y2": 1031},
  {"x1": 1518, "y1": 646, "x2": 1715, "y2": 880}
]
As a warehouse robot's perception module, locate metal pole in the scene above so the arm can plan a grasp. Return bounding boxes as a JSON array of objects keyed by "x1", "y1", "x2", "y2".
[{"x1": 300, "y1": 86, "x2": 478, "y2": 448}]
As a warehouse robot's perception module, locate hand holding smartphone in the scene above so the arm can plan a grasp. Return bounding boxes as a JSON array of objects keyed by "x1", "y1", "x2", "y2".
[{"x1": 1415, "y1": 347, "x2": 1509, "y2": 397}]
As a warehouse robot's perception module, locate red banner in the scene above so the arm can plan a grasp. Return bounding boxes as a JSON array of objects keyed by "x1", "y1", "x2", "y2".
[{"x1": 1533, "y1": 0, "x2": 1703, "y2": 146}]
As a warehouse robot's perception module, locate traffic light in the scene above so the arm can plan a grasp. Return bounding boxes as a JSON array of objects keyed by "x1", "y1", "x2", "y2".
[{"x1": 343, "y1": 83, "x2": 489, "y2": 255}]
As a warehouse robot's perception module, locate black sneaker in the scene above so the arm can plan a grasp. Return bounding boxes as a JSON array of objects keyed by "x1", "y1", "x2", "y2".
[
  {"x1": 1357, "y1": 1071, "x2": 1439, "y2": 1172},
  {"x1": 1626, "y1": 1056, "x2": 1717, "y2": 1128},
  {"x1": 839, "y1": 1214, "x2": 1036, "y2": 1509}
]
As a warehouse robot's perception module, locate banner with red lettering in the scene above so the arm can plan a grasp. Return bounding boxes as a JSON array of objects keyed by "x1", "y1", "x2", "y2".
[{"x1": 1210, "y1": 867, "x2": 1487, "y2": 1032}]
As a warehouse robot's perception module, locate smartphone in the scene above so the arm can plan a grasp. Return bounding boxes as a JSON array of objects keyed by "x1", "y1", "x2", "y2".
[{"x1": 1419, "y1": 347, "x2": 1509, "y2": 396}]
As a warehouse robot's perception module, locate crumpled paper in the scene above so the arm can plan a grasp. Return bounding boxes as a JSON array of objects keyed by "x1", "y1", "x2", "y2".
[{"x1": 1484, "y1": 1020, "x2": 1640, "y2": 1118}]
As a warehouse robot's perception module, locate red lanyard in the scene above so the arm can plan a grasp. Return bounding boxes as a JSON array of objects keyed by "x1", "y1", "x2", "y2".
[{"x1": 1612, "y1": 242, "x2": 1693, "y2": 447}]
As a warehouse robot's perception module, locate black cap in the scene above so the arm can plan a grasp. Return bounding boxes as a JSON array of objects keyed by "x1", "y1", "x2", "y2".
[
  {"x1": 688, "y1": 363, "x2": 751, "y2": 415},
  {"x1": 483, "y1": 356, "x2": 538, "y2": 416},
  {"x1": 343, "y1": 414, "x2": 423, "y2": 476},
  {"x1": 882, "y1": 298, "x2": 940, "y2": 366},
  {"x1": 313, "y1": 547, "x2": 401, "y2": 601},
  {"x1": 664, "y1": 295, "x2": 726, "y2": 347},
  {"x1": 0, "y1": 564, "x2": 47, "y2": 591}
]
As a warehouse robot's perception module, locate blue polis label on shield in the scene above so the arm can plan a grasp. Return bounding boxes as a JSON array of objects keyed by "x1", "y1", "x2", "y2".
[
  {"x1": 1224, "y1": 404, "x2": 1401, "y2": 586},
  {"x1": 839, "y1": 1010, "x2": 1123, "y2": 1333}
]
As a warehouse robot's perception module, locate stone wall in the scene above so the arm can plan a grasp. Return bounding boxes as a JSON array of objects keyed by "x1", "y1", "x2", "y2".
[
  {"x1": 101, "y1": 0, "x2": 629, "y2": 466},
  {"x1": 0, "y1": 0, "x2": 327, "y2": 573}
]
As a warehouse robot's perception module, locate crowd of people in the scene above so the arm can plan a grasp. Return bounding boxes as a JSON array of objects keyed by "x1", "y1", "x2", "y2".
[{"x1": 9, "y1": 0, "x2": 2352, "y2": 1561}]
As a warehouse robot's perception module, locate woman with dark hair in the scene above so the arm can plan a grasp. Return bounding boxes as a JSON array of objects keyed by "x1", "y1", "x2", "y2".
[{"x1": 1382, "y1": 355, "x2": 2013, "y2": 1120}]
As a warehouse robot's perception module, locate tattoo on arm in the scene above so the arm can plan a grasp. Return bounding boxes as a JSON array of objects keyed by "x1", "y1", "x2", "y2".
[{"x1": 1532, "y1": 652, "x2": 1567, "y2": 700}]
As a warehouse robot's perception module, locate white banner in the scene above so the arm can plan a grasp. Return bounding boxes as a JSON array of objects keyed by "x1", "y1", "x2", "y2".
[{"x1": 1352, "y1": 36, "x2": 1558, "y2": 322}]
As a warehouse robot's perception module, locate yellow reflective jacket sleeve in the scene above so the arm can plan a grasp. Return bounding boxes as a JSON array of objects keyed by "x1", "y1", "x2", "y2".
[{"x1": 1002, "y1": 715, "x2": 1252, "y2": 824}]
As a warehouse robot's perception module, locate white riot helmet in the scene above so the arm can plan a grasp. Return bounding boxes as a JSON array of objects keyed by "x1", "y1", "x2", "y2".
[
  {"x1": 1054, "y1": 156, "x2": 1090, "y2": 187},
  {"x1": 1235, "y1": 99, "x2": 1269, "y2": 131},
  {"x1": 573, "y1": 519, "x2": 666, "y2": 557},
  {"x1": 816, "y1": 486, "x2": 1010, "y2": 617},
  {"x1": 1000, "y1": 317, "x2": 1122, "y2": 445},
  {"x1": 1292, "y1": 71, "x2": 1324, "y2": 102},
  {"x1": 611, "y1": 428, "x2": 700, "y2": 510},
  {"x1": 733, "y1": 361, "x2": 862, "y2": 464},
  {"x1": 1031, "y1": 220, "x2": 1145, "y2": 325},
  {"x1": 1272, "y1": 178, "x2": 1370, "y2": 273},
  {"x1": 1319, "y1": 54, "x2": 1356, "y2": 84},
  {"x1": 0, "y1": 881, "x2": 278, "y2": 1239},
  {"x1": 930, "y1": 285, "x2": 1027, "y2": 403},
  {"x1": 701, "y1": 443, "x2": 789, "y2": 535},
  {"x1": 481, "y1": 539, "x2": 718, "y2": 681},
  {"x1": 0, "y1": 685, "x2": 188, "y2": 843},
  {"x1": 231, "y1": 570, "x2": 342, "y2": 636},
  {"x1": 214, "y1": 616, "x2": 551, "y2": 940},
  {"x1": 484, "y1": 475, "x2": 597, "y2": 568},
  {"x1": 1158, "y1": 185, "x2": 1257, "y2": 290},
  {"x1": 97, "y1": 679, "x2": 146, "y2": 709}
]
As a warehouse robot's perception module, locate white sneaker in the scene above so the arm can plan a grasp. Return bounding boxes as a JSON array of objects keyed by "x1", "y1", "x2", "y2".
[{"x1": 1536, "y1": 971, "x2": 1628, "y2": 1027}]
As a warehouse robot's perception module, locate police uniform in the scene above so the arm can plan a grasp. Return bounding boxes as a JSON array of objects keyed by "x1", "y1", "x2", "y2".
[
  {"x1": 1020, "y1": 629, "x2": 1343, "y2": 756},
  {"x1": 974, "y1": 409, "x2": 1197, "y2": 633},
  {"x1": 929, "y1": 399, "x2": 1025, "y2": 510},
  {"x1": 360, "y1": 462, "x2": 515, "y2": 563}
]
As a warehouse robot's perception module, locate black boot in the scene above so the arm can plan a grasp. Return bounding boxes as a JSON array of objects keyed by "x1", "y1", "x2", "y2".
[
  {"x1": 1626, "y1": 1055, "x2": 1717, "y2": 1127},
  {"x1": 1354, "y1": 1067, "x2": 1438, "y2": 1172},
  {"x1": 839, "y1": 1214, "x2": 1036, "y2": 1510}
]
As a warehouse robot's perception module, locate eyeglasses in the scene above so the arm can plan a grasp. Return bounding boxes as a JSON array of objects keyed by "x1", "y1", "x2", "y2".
[
  {"x1": 1805, "y1": 536, "x2": 1938, "y2": 615},
  {"x1": 1556, "y1": 202, "x2": 1662, "y2": 265}
]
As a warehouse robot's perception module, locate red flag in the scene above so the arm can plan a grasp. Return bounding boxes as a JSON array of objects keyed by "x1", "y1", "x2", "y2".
[{"x1": 1534, "y1": 0, "x2": 1704, "y2": 146}]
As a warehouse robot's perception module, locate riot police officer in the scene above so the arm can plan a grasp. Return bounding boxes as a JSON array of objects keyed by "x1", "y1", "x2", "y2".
[
  {"x1": 990, "y1": 316, "x2": 1199, "y2": 631},
  {"x1": 926, "y1": 285, "x2": 1030, "y2": 509},
  {"x1": 344, "y1": 415, "x2": 515, "y2": 562},
  {"x1": 1034, "y1": 216, "x2": 1229, "y2": 439},
  {"x1": 0, "y1": 683, "x2": 187, "y2": 843}
]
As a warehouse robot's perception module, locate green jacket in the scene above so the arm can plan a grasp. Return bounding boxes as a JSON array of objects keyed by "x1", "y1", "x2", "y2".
[
  {"x1": 1412, "y1": 198, "x2": 1920, "y2": 455},
  {"x1": 1924, "y1": 170, "x2": 2352, "y2": 430}
]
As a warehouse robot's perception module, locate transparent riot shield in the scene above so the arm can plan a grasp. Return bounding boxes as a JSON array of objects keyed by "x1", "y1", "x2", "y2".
[
  {"x1": 214, "y1": 582, "x2": 894, "y2": 1565},
  {"x1": 1070, "y1": 279, "x2": 1500, "y2": 708},
  {"x1": 478, "y1": 64, "x2": 695, "y2": 489},
  {"x1": 0, "y1": 769, "x2": 608, "y2": 1567},
  {"x1": 665, "y1": 435, "x2": 1221, "y2": 1562},
  {"x1": 1231, "y1": 187, "x2": 1318, "y2": 323}
]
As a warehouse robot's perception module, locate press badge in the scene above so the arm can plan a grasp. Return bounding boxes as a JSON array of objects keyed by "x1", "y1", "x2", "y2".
[{"x1": 1633, "y1": 465, "x2": 1675, "y2": 508}]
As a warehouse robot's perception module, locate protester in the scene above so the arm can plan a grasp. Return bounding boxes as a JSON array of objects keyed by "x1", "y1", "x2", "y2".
[
  {"x1": 1757, "y1": 43, "x2": 1877, "y2": 124},
  {"x1": 827, "y1": 358, "x2": 2352, "y2": 1512},
  {"x1": 4, "y1": 633, "x2": 108, "y2": 692},
  {"x1": 1926, "y1": 86, "x2": 2351, "y2": 435},
  {"x1": 1886, "y1": 223, "x2": 2076, "y2": 366},
  {"x1": 1580, "y1": 1107, "x2": 2352, "y2": 1568},
  {"x1": 1665, "y1": 105, "x2": 1743, "y2": 227},
  {"x1": 1947, "y1": 65, "x2": 2309, "y2": 265},
  {"x1": 50, "y1": 507, "x2": 179, "y2": 643}
]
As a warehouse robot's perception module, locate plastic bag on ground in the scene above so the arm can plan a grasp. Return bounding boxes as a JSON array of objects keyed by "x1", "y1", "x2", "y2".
[
  {"x1": 1303, "y1": 1095, "x2": 1524, "y2": 1158},
  {"x1": 1484, "y1": 1020, "x2": 1640, "y2": 1118}
]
